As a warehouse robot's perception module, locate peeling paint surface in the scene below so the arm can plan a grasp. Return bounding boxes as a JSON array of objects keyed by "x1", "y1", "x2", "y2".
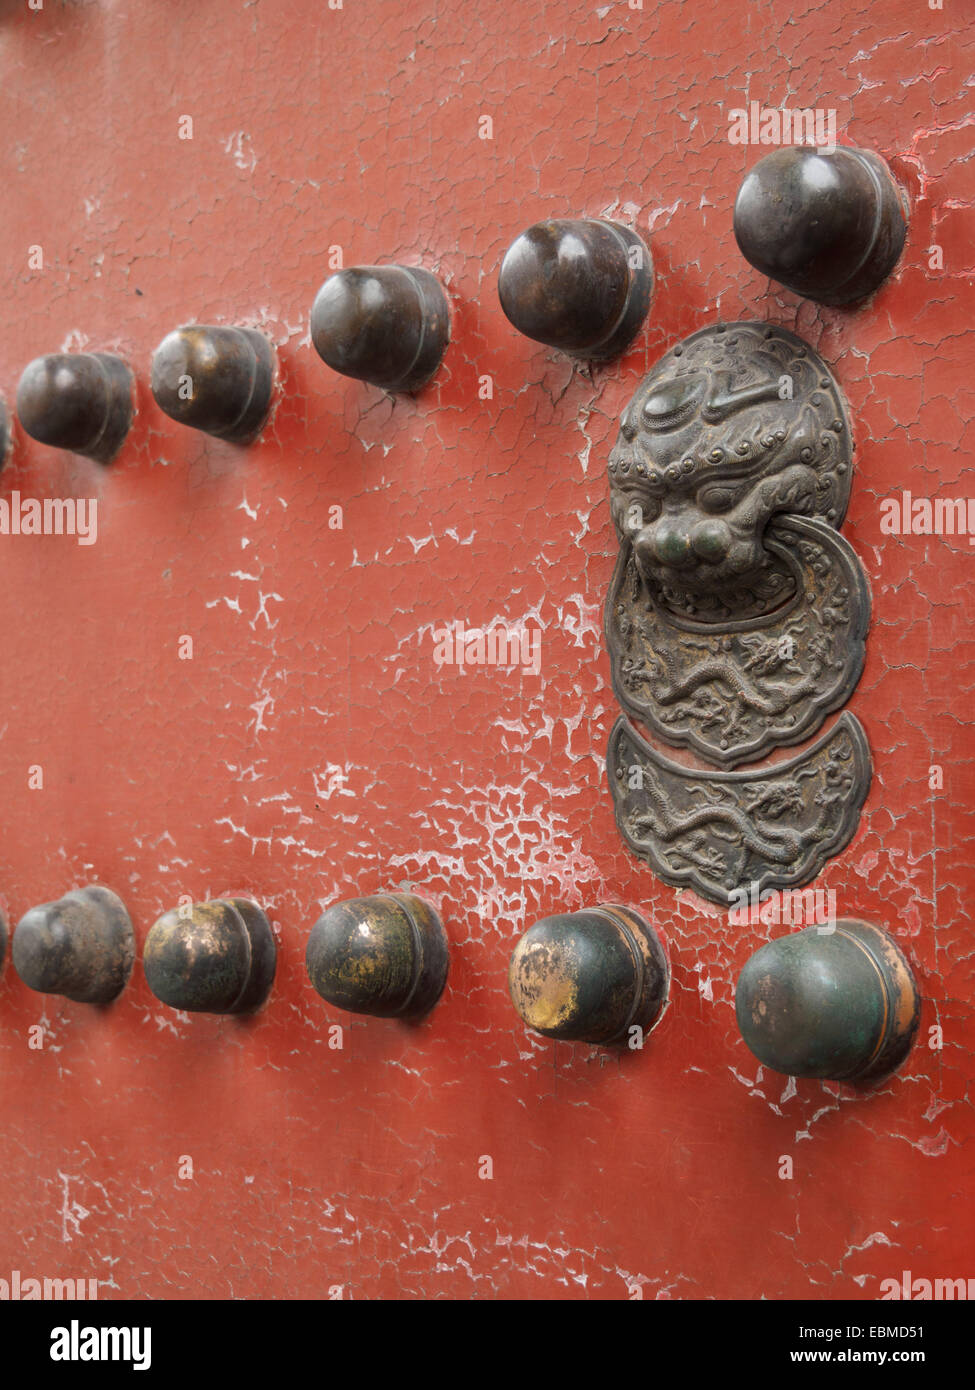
[{"x1": 0, "y1": 0, "x2": 972, "y2": 1299}]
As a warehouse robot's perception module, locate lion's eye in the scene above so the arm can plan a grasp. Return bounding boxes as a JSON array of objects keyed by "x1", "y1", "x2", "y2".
[
  {"x1": 640, "y1": 373, "x2": 706, "y2": 431},
  {"x1": 699, "y1": 487, "x2": 738, "y2": 514}
]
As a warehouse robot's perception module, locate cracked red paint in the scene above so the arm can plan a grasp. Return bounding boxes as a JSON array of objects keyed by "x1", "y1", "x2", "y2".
[{"x1": 0, "y1": 0, "x2": 972, "y2": 1300}]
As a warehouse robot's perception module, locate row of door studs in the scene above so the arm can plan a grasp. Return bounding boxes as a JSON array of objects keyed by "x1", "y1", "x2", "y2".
[{"x1": 0, "y1": 884, "x2": 921, "y2": 1085}]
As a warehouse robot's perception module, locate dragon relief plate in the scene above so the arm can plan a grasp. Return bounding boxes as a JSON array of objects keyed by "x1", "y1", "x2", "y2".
[
  {"x1": 607, "y1": 710, "x2": 872, "y2": 906},
  {"x1": 605, "y1": 513, "x2": 870, "y2": 768}
]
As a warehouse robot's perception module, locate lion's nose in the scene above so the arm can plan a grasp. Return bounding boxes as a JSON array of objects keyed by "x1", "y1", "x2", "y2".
[
  {"x1": 690, "y1": 518, "x2": 732, "y2": 563},
  {"x1": 650, "y1": 521, "x2": 694, "y2": 567},
  {"x1": 641, "y1": 517, "x2": 733, "y2": 569}
]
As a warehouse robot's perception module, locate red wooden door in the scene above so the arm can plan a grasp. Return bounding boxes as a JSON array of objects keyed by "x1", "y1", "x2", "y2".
[{"x1": 0, "y1": 0, "x2": 971, "y2": 1306}]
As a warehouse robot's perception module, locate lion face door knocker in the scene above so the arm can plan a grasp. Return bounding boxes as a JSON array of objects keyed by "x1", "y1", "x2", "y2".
[{"x1": 605, "y1": 322, "x2": 872, "y2": 905}]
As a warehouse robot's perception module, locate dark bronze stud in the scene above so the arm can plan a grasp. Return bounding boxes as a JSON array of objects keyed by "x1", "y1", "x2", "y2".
[
  {"x1": 508, "y1": 904, "x2": 669, "y2": 1046},
  {"x1": 150, "y1": 326, "x2": 276, "y2": 444},
  {"x1": 733, "y1": 146, "x2": 908, "y2": 306},
  {"x1": 735, "y1": 919, "x2": 921, "y2": 1082},
  {"x1": 12, "y1": 886, "x2": 134, "y2": 1005},
  {"x1": 143, "y1": 897, "x2": 276, "y2": 1015},
  {"x1": 310, "y1": 265, "x2": 450, "y2": 393},
  {"x1": 497, "y1": 218, "x2": 653, "y2": 360},
  {"x1": 305, "y1": 892, "x2": 449, "y2": 1019},
  {"x1": 16, "y1": 353, "x2": 134, "y2": 463}
]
